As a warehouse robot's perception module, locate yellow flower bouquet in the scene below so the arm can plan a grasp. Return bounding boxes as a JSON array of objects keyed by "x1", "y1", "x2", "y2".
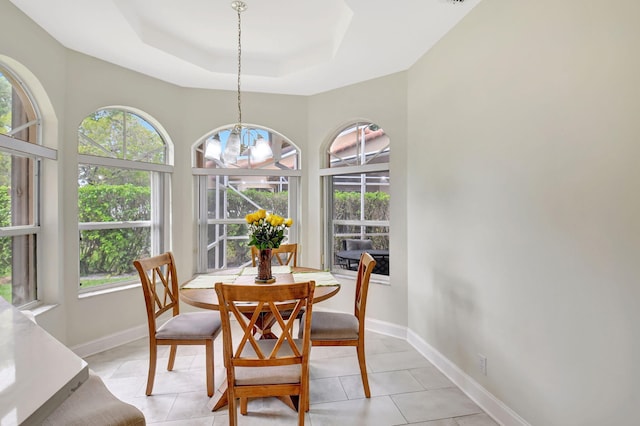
[{"x1": 245, "y1": 209, "x2": 293, "y2": 250}]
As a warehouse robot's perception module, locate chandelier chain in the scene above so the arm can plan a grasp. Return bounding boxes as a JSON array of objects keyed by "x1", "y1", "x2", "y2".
[{"x1": 236, "y1": 5, "x2": 242, "y2": 126}]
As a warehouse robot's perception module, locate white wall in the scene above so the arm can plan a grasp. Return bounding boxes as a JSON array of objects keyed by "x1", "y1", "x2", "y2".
[{"x1": 407, "y1": 1, "x2": 640, "y2": 424}]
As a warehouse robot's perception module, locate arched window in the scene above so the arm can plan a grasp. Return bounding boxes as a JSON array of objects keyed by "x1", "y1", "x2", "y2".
[
  {"x1": 192, "y1": 124, "x2": 301, "y2": 272},
  {"x1": 77, "y1": 108, "x2": 172, "y2": 292},
  {"x1": 0, "y1": 63, "x2": 56, "y2": 307},
  {"x1": 321, "y1": 122, "x2": 390, "y2": 278}
]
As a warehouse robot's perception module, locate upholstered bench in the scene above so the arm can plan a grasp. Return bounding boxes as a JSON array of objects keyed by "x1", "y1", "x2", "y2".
[{"x1": 42, "y1": 371, "x2": 145, "y2": 426}]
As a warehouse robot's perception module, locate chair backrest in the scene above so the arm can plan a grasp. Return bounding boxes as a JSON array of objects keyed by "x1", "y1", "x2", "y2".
[
  {"x1": 354, "y1": 252, "x2": 376, "y2": 324},
  {"x1": 250, "y1": 246, "x2": 259, "y2": 266},
  {"x1": 215, "y1": 281, "x2": 315, "y2": 372},
  {"x1": 343, "y1": 239, "x2": 374, "y2": 251},
  {"x1": 273, "y1": 243, "x2": 298, "y2": 266},
  {"x1": 250, "y1": 243, "x2": 298, "y2": 267},
  {"x1": 133, "y1": 252, "x2": 180, "y2": 334}
]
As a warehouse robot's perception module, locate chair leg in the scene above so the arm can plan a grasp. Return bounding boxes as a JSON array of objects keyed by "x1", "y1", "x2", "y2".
[
  {"x1": 146, "y1": 343, "x2": 157, "y2": 396},
  {"x1": 167, "y1": 344, "x2": 177, "y2": 371},
  {"x1": 228, "y1": 389, "x2": 237, "y2": 426},
  {"x1": 205, "y1": 340, "x2": 214, "y2": 397},
  {"x1": 240, "y1": 397, "x2": 248, "y2": 415},
  {"x1": 298, "y1": 393, "x2": 305, "y2": 426},
  {"x1": 304, "y1": 366, "x2": 310, "y2": 412},
  {"x1": 356, "y1": 342, "x2": 371, "y2": 398}
]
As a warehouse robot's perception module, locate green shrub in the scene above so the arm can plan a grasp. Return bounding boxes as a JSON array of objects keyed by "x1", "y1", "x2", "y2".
[
  {"x1": 79, "y1": 184, "x2": 151, "y2": 275},
  {"x1": 0, "y1": 185, "x2": 11, "y2": 276}
]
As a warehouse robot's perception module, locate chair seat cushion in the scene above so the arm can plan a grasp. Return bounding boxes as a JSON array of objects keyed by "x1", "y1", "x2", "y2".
[
  {"x1": 234, "y1": 339, "x2": 302, "y2": 385},
  {"x1": 304, "y1": 311, "x2": 359, "y2": 340},
  {"x1": 43, "y1": 371, "x2": 145, "y2": 426},
  {"x1": 156, "y1": 311, "x2": 221, "y2": 340},
  {"x1": 235, "y1": 364, "x2": 301, "y2": 386}
]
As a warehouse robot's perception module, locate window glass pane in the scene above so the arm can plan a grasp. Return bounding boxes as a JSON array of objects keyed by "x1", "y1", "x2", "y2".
[
  {"x1": 78, "y1": 164, "x2": 151, "y2": 288},
  {"x1": 327, "y1": 121, "x2": 390, "y2": 277},
  {"x1": 0, "y1": 70, "x2": 37, "y2": 143},
  {"x1": 206, "y1": 223, "x2": 249, "y2": 270},
  {"x1": 0, "y1": 72, "x2": 12, "y2": 135},
  {"x1": 0, "y1": 235, "x2": 36, "y2": 305},
  {"x1": 204, "y1": 175, "x2": 291, "y2": 270},
  {"x1": 362, "y1": 172, "x2": 390, "y2": 221},
  {"x1": 79, "y1": 228, "x2": 148, "y2": 289},
  {"x1": 332, "y1": 172, "x2": 390, "y2": 221},
  {"x1": 332, "y1": 174, "x2": 390, "y2": 245},
  {"x1": 78, "y1": 166, "x2": 151, "y2": 222},
  {"x1": 0, "y1": 65, "x2": 40, "y2": 307},
  {"x1": 0, "y1": 151, "x2": 35, "y2": 228},
  {"x1": 196, "y1": 128, "x2": 299, "y2": 171},
  {"x1": 329, "y1": 123, "x2": 389, "y2": 168},
  {"x1": 227, "y1": 178, "x2": 290, "y2": 219},
  {"x1": 78, "y1": 109, "x2": 165, "y2": 164},
  {"x1": 0, "y1": 158, "x2": 9, "y2": 224}
]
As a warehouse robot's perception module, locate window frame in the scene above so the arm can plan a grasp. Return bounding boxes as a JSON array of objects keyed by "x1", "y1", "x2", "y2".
[
  {"x1": 192, "y1": 124, "x2": 301, "y2": 273},
  {"x1": 77, "y1": 108, "x2": 172, "y2": 293},
  {"x1": 0, "y1": 63, "x2": 56, "y2": 308},
  {"x1": 320, "y1": 122, "x2": 390, "y2": 281}
]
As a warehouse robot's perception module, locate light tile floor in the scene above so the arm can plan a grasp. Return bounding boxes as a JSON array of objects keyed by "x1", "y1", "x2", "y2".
[{"x1": 85, "y1": 321, "x2": 499, "y2": 426}]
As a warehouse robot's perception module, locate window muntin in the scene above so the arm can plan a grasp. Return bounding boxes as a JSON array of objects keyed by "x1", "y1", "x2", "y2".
[
  {"x1": 0, "y1": 65, "x2": 42, "y2": 307},
  {"x1": 323, "y1": 122, "x2": 390, "y2": 278},
  {"x1": 78, "y1": 108, "x2": 170, "y2": 292},
  {"x1": 193, "y1": 125, "x2": 300, "y2": 273}
]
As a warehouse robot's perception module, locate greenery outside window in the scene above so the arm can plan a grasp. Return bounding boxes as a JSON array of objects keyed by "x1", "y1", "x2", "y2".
[
  {"x1": 321, "y1": 122, "x2": 390, "y2": 278},
  {"x1": 193, "y1": 125, "x2": 300, "y2": 272},
  {"x1": 0, "y1": 64, "x2": 56, "y2": 307},
  {"x1": 78, "y1": 108, "x2": 171, "y2": 292}
]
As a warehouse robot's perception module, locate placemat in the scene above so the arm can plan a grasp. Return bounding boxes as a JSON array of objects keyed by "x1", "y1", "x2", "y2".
[
  {"x1": 182, "y1": 274, "x2": 239, "y2": 289},
  {"x1": 292, "y1": 271, "x2": 340, "y2": 286}
]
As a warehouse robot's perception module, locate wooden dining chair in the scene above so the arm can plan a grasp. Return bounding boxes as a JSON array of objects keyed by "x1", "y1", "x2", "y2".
[
  {"x1": 273, "y1": 243, "x2": 298, "y2": 266},
  {"x1": 251, "y1": 243, "x2": 298, "y2": 267},
  {"x1": 133, "y1": 252, "x2": 222, "y2": 397},
  {"x1": 300, "y1": 252, "x2": 376, "y2": 399},
  {"x1": 215, "y1": 281, "x2": 316, "y2": 426}
]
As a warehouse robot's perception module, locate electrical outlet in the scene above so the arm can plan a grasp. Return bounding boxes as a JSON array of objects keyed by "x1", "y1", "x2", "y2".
[{"x1": 478, "y1": 354, "x2": 487, "y2": 375}]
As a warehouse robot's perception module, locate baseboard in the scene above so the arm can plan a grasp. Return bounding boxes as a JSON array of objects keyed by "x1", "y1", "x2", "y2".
[
  {"x1": 365, "y1": 316, "x2": 408, "y2": 340},
  {"x1": 406, "y1": 328, "x2": 530, "y2": 426},
  {"x1": 70, "y1": 324, "x2": 148, "y2": 358}
]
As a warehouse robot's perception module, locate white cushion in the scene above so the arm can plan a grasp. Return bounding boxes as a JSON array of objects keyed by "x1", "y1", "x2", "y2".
[
  {"x1": 303, "y1": 311, "x2": 359, "y2": 341},
  {"x1": 156, "y1": 311, "x2": 221, "y2": 340}
]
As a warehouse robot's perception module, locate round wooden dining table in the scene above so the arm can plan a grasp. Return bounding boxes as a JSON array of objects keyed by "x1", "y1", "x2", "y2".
[
  {"x1": 180, "y1": 266, "x2": 340, "y2": 311},
  {"x1": 179, "y1": 265, "x2": 341, "y2": 412}
]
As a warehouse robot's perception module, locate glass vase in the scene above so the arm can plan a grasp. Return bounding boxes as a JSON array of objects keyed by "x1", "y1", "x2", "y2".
[{"x1": 256, "y1": 248, "x2": 275, "y2": 283}]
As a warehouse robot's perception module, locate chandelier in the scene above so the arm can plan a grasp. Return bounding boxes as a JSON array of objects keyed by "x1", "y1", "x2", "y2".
[{"x1": 205, "y1": 0, "x2": 273, "y2": 165}]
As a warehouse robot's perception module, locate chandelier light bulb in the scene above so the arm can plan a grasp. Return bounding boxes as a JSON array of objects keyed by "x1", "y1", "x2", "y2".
[
  {"x1": 205, "y1": 135, "x2": 222, "y2": 160},
  {"x1": 251, "y1": 136, "x2": 272, "y2": 162}
]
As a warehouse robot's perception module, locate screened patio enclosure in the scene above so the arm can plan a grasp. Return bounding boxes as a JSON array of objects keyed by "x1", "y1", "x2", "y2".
[{"x1": 193, "y1": 125, "x2": 301, "y2": 273}]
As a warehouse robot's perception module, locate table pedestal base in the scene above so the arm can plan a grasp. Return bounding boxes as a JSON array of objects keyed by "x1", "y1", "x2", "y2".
[{"x1": 211, "y1": 383, "x2": 299, "y2": 412}]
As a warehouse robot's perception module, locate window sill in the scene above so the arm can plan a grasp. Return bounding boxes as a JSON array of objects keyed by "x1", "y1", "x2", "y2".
[
  {"x1": 21, "y1": 303, "x2": 59, "y2": 321},
  {"x1": 78, "y1": 282, "x2": 141, "y2": 299},
  {"x1": 331, "y1": 269, "x2": 390, "y2": 286}
]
